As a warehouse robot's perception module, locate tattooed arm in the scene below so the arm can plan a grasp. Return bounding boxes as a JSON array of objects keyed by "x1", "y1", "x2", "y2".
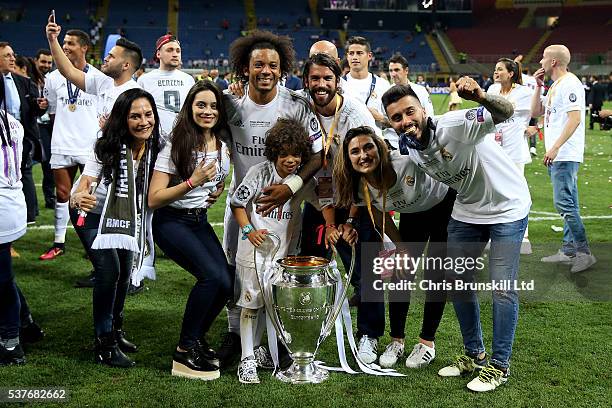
[{"x1": 456, "y1": 76, "x2": 514, "y2": 124}]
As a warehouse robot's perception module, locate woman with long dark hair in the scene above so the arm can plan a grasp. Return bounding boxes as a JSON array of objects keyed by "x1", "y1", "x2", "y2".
[
  {"x1": 70, "y1": 88, "x2": 161, "y2": 368},
  {"x1": 334, "y1": 126, "x2": 455, "y2": 369},
  {"x1": 148, "y1": 80, "x2": 232, "y2": 381}
]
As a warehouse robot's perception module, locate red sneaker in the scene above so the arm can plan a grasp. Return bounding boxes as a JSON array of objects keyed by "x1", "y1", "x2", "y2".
[{"x1": 39, "y1": 247, "x2": 65, "y2": 260}]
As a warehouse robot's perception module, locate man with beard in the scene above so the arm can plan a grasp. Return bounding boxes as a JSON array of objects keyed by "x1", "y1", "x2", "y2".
[
  {"x1": 45, "y1": 14, "x2": 141, "y2": 127},
  {"x1": 218, "y1": 30, "x2": 323, "y2": 368},
  {"x1": 34, "y1": 49, "x2": 56, "y2": 209},
  {"x1": 386, "y1": 53, "x2": 434, "y2": 149},
  {"x1": 38, "y1": 29, "x2": 102, "y2": 265},
  {"x1": 299, "y1": 52, "x2": 387, "y2": 364},
  {"x1": 138, "y1": 35, "x2": 194, "y2": 139},
  {"x1": 383, "y1": 81, "x2": 529, "y2": 392}
]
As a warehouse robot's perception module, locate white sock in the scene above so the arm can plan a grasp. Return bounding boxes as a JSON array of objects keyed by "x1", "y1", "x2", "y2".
[
  {"x1": 240, "y1": 308, "x2": 258, "y2": 360},
  {"x1": 227, "y1": 304, "x2": 241, "y2": 335},
  {"x1": 54, "y1": 201, "x2": 70, "y2": 244}
]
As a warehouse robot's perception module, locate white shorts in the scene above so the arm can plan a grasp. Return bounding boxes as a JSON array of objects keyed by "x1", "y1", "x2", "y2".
[
  {"x1": 50, "y1": 154, "x2": 89, "y2": 170},
  {"x1": 235, "y1": 264, "x2": 264, "y2": 309}
]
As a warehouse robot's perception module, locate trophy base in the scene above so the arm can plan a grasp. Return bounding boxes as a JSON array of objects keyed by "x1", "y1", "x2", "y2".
[{"x1": 275, "y1": 361, "x2": 329, "y2": 384}]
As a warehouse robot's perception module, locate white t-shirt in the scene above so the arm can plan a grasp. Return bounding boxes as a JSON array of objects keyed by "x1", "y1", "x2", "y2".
[
  {"x1": 224, "y1": 86, "x2": 323, "y2": 190},
  {"x1": 356, "y1": 150, "x2": 448, "y2": 213},
  {"x1": 403, "y1": 107, "x2": 531, "y2": 224},
  {"x1": 384, "y1": 81, "x2": 435, "y2": 149},
  {"x1": 231, "y1": 160, "x2": 320, "y2": 267},
  {"x1": 0, "y1": 112, "x2": 26, "y2": 243},
  {"x1": 343, "y1": 72, "x2": 391, "y2": 129},
  {"x1": 84, "y1": 66, "x2": 141, "y2": 119},
  {"x1": 486, "y1": 83, "x2": 533, "y2": 164},
  {"x1": 44, "y1": 67, "x2": 100, "y2": 156},
  {"x1": 154, "y1": 140, "x2": 231, "y2": 209},
  {"x1": 137, "y1": 69, "x2": 195, "y2": 138},
  {"x1": 541, "y1": 72, "x2": 585, "y2": 162}
]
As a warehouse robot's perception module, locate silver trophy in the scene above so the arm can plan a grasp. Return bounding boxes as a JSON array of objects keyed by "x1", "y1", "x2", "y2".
[{"x1": 255, "y1": 232, "x2": 355, "y2": 384}]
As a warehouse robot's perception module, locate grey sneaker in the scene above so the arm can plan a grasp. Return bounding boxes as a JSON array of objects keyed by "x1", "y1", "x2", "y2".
[
  {"x1": 254, "y1": 345, "x2": 274, "y2": 369},
  {"x1": 378, "y1": 340, "x2": 404, "y2": 368},
  {"x1": 357, "y1": 336, "x2": 378, "y2": 364},
  {"x1": 570, "y1": 252, "x2": 597, "y2": 273},
  {"x1": 541, "y1": 250, "x2": 573, "y2": 264}
]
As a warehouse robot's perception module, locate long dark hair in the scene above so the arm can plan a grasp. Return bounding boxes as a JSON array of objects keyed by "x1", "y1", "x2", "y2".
[
  {"x1": 94, "y1": 88, "x2": 161, "y2": 183},
  {"x1": 170, "y1": 80, "x2": 230, "y2": 180},
  {"x1": 333, "y1": 126, "x2": 392, "y2": 209}
]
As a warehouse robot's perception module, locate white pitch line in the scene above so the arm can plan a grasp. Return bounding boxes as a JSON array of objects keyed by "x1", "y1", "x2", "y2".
[{"x1": 530, "y1": 210, "x2": 560, "y2": 215}]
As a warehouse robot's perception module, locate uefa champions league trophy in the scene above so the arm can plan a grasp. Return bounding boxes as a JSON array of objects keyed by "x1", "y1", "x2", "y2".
[{"x1": 255, "y1": 232, "x2": 355, "y2": 384}]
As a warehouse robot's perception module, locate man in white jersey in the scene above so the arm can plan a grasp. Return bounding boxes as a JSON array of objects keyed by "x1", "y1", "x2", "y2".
[
  {"x1": 343, "y1": 36, "x2": 391, "y2": 131},
  {"x1": 531, "y1": 44, "x2": 596, "y2": 273},
  {"x1": 38, "y1": 29, "x2": 100, "y2": 262},
  {"x1": 137, "y1": 34, "x2": 194, "y2": 139},
  {"x1": 46, "y1": 14, "x2": 141, "y2": 127},
  {"x1": 386, "y1": 53, "x2": 434, "y2": 149},
  {"x1": 383, "y1": 81, "x2": 528, "y2": 392},
  {"x1": 217, "y1": 30, "x2": 323, "y2": 367}
]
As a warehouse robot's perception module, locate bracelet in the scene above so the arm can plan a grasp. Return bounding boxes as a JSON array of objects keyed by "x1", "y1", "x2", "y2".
[
  {"x1": 185, "y1": 178, "x2": 195, "y2": 190},
  {"x1": 283, "y1": 174, "x2": 303, "y2": 194},
  {"x1": 241, "y1": 224, "x2": 255, "y2": 240},
  {"x1": 345, "y1": 217, "x2": 359, "y2": 227}
]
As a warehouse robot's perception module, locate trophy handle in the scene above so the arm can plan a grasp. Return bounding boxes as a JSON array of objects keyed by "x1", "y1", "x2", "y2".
[
  {"x1": 253, "y1": 232, "x2": 288, "y2": 344},
  {"x1": 319, "y1": 243, "x2": 356, "y2": 341}
]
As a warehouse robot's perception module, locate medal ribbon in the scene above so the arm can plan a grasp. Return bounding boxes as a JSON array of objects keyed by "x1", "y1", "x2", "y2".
[
  {"x1": 313, "y1": 94, "x2": 341, "y2": 169},
  {"x1": 67, "y1": 64, "x2": 90, "y2": 106}
]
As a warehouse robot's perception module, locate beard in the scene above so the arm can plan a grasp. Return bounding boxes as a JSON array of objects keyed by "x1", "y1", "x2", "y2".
[
  {"x1": 102, "y1": 63, "x2": 122, "y2": 79},
  {"x1": 309, "y1": 87, "x2": 335, "y2": 107}
]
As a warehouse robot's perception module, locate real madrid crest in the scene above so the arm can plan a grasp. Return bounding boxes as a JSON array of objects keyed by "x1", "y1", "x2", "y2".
[
  {"x1": 440, "y1": 147, "x2": 453, "y2": 161},
  {"x1": 404, "y1": 175, "x2": 415, "y2": 186}
]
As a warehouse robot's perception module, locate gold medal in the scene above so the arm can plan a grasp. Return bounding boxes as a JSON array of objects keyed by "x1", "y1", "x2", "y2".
[{"x1": 68, "y1": 103, "x2": 77, "y2": 112}]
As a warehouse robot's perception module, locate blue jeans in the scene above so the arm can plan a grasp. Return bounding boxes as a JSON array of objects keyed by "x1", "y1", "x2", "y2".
[
  {"x1": 71, "y1": 211, "x2": 133, "y2": 336},
  {"x1": 0, "y1": 242, "x2": 20, "y2": 340},
  {"x1": 549, "y1": 161, "x2": 590, "y2": 255},
  {"x1": 447, "y1": 216, "x2": 528, "y2": 369},
  {"x1": 153, "y1": 206, "x2": 233, "y2": 349}
]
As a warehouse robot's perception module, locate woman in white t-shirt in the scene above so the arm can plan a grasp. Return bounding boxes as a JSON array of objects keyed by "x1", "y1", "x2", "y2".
[
  {"x1": 334, "y1": 126, "x2": 456, "y2": 370},
  {"x1": 487, "y1": 58, "x2": 534, "y2": 254},
  {"x1": 148, "y1": 81, "x2": 232, "y2": 382},
  {"x1": 70, "y1": 88, "x2": 162, "y2": 368}
]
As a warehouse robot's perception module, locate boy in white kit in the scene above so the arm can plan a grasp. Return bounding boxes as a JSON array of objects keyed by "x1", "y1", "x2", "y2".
[{"x1": 230, "y1": 118, "x2": 336, "y2": 384}]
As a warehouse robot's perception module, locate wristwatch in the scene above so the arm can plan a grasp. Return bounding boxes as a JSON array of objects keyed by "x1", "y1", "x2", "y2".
[
  {"x1": 345, "y1": 217, "x2": 359, "y2": 228},
  {"x1": 241, "y1": 224, "x2": 255, "y2": 240}
]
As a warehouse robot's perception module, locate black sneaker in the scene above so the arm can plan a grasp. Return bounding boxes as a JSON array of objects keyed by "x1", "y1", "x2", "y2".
[
  {"x1": 172, "y1": 346, "x2": 220, "y2": 380},
  {"x1": 127, "y1": 282, "x2": 145, "y2": 296},
  {"x1": 20, "y1": 321, "x2": 45, "y2": 343},
  {"x1": 217, "y1": 332, "x2": 241, "y2": 368},
  {"x1": 0, "y1": 343, "x2": 26, "y2": 366},
  {"x1": 74, "y1": 270, "x2": 95, "y2": 288}
]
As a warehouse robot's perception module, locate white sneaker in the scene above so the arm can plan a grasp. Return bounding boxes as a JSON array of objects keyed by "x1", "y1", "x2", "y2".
[
  {"x1": 253, "y1": 345, "x2": 274, "y2": 369},
  {"x1": 540, "y1": 250, "x2": 573, "y2": 264},
  {"x1": 237, "y1": 356, "x2": 260, "y2": 384},
  {"x1": 466, "y1": 363, "x2": 509, "y2": 392},
  {"x1": 357, "y1": 336, "x2": 378, "y2": 364},
  {"x1": 529, "y1": 146, "x2": 537, "y2": 157},
  {"x1": 438, "y1": 354, "x2": 487, "y2": 377},
  {"x1": 378, "y1": 340, "x2": 404, "y2": 368},
  {"x1": 405, "y1": 342, "x2": 436, "y2": 368},
  {"x1": 570, "y1": 252, "x2": 597, "y2": 273},
  {"x1": 520, "y1": 238, "x2": 532, "y2": 255}
]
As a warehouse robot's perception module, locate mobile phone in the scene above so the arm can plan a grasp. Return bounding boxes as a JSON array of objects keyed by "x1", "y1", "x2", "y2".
[{"x1": 51, "y1": 9, "x2": 56, "y2": 23}]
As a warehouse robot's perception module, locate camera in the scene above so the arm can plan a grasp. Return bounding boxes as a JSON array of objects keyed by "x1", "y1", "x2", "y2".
[{"x1": 591, "y1": 113, "x2": 612, "y2": 131}]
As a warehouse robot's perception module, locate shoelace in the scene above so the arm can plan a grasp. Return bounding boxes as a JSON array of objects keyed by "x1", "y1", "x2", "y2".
[
  {"x1": 454, "y1": 354, "x2": 474, "y2": 369},
  {"x1": 359, "y1": 337, "x2": 376, "y2": 353},
  {"x1": 241, "y1": 359, "x2": 258, "y2": 379},
  {"x1": 478, "y1": 365, "x2": 503, "y2": 382},
  {"x1": 385, "y1": 342, "x2": 404, "y2": 356}
]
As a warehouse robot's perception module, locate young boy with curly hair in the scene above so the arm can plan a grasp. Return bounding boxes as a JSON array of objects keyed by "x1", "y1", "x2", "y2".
[{"x1": 230, "y1": 118, "x2": 335, "y2": 384}]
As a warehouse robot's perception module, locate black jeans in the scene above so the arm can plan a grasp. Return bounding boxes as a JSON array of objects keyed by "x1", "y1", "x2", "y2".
[
  {"x1": 389, "y1": 189, "x2": 455, "y2": 341},
  {"x1": 0, "y1": 242, "x2": 20, "y2": 340},
  {"x1": 37, "y1": 123, "x2": 55, "y2": 203},
  {"x1": 70, "y1": 211, "x2": 133, "y2": 336},
  {"x1": 153, "y1": 206, "x2": 233, "y2": 349}
]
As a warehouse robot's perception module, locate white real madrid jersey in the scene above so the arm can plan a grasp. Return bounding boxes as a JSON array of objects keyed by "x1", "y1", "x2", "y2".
[{"x1": 0, "y1": 112, "x2": 26, "y2": 243}]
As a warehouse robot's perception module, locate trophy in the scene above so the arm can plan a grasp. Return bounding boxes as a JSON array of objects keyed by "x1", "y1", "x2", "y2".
[{"x1": 255, "y1": 232, "x2": 355, "y2": 384}]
